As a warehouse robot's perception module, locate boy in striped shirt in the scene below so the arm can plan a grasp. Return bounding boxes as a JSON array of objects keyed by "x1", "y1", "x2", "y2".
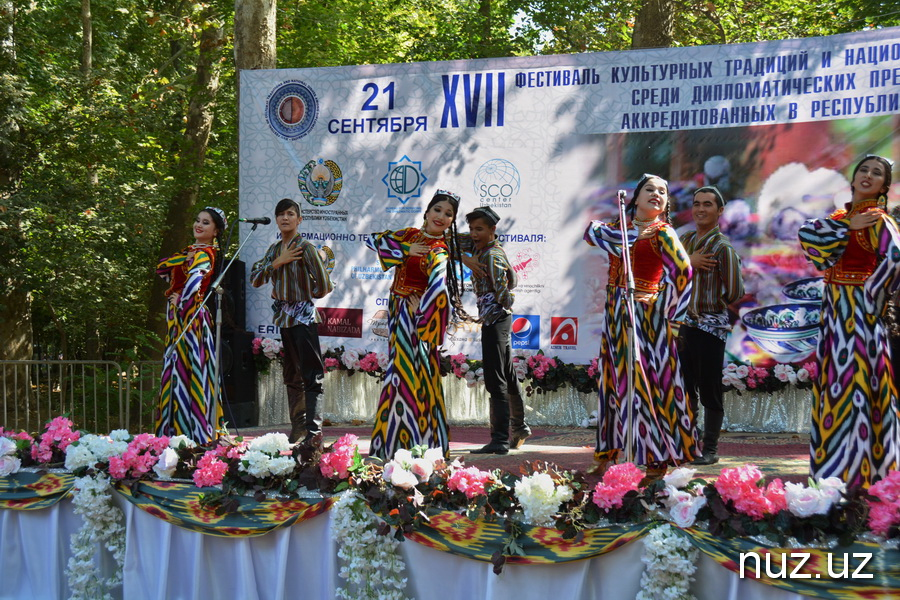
[
  {"x1": 251, "y1": 198, "x2": 334, "y2": 446},
  {"x1": 464, "y1": 206, "x2": 531, "y2": 455},
  {"x1": 678, "y1": 186, "x2": 745, "y2": 465}
]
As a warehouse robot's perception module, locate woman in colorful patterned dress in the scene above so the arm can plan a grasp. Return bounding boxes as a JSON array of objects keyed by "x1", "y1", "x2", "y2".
[
  {"x1": 584, "y1": 175, "x2": 697, "y2": 480},
  {"x1": 155, "y1": 207, "x2": 227, "y2": 443},
  {"x1": 366, "y1": 190, "x2": 466, "y2": 459},
  {"x1": 798, "y1": 155, "x2": 900, "y2": 488}
]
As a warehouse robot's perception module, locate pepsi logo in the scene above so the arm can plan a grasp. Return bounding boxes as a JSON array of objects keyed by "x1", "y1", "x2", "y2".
[
  {"x1": 550, "y1": 317, "x2": 578, "y2": 346},
  {"x1": 511, "y1": 315, "x2": 540, "y2": 349}
]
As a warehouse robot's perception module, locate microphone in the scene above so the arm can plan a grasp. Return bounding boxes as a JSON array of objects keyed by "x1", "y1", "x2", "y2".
[
  {"x1": 239, "y1": 216, "x2": 271, "y2": 225},
  {"x1": 617, "y1": 190, "x2": 627, "y2": 203}
]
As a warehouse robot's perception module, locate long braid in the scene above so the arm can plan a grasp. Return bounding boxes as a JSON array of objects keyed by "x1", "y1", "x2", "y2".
[{"x1": 444, "y1": 220, "x2": 470, "y2": 322}]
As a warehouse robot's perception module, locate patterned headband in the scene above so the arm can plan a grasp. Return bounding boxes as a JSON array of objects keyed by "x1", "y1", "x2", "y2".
[
  {"x1": 640, "y1": 173, "x2": 669, "y2": 187},
  {"x1": 433, "y1": 189, "x2": 461, "y2": 205},
  {"x1": 204, "y1": 206, "x2": 227, "y2": 229}
]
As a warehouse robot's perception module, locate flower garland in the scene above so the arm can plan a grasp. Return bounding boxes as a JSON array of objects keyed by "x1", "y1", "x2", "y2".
[
  {"x1": 331, "y1": 491, "x2": 409, "y2": 600},
  {"x1": 636, "y1": 523, "x2": 699, "y2": 600},
  {"x1": 66, "y1": 474, "x2": 127, "y2": 600}
]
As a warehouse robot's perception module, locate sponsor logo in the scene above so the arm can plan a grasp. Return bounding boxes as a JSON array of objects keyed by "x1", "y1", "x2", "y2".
[
  {"x1": 473, "y1": 159, "x2": 520, "y2": 208},
  {"x1": 266, "y1": 80, "x2": 318, "y2": 140},
  {"x1": 511, "y1": 314, "x2": 540, "y2": 350},
  {"x1": 369, "y1": 309, "x2": 389, "y2": 338},
  {"x1": 299, "y1": 159, "x2": 342, "y2": 206},
  {"x1": 510, "y1": 247, "x2": 539, "y2": 281},
  {"x1": 318, "y1": 308, "x2": 363, "y2": 338},
  {"x1": 382, "y1": 155, "x2": 427, "y2": 205},
  {"x1": 550, "y1": 317, "x2": 578, "y2": 349}
]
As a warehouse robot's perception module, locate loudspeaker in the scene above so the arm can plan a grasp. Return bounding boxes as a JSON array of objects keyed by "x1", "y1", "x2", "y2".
[
  {"x1": 220, "y1": 328, "x2": 258, "y2": 427},
  {"x1": 220, "y1": 259, "x2": 246, "y2": 332}
]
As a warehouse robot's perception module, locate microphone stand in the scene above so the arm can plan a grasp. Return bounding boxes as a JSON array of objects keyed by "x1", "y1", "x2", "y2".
[
  {"x1": 616, "y1": 191, "x2": 639, "y2": 464},
  {"x1": 164, "y1": 221, "x2": 263, "y2": 440}
]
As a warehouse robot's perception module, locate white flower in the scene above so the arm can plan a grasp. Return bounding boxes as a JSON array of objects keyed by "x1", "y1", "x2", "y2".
[
  {"x1": 734, "y1": 365, "x2": 750, "y2": 378},
  {"x1": 662, "y1": 485, "x2": 692, "y2": 509},
  {"x1": 422, "y1": 447, "x2": 444, "y2": 465},
  {"x1": 724, "y1": 363, "x2": 738, "y2": 373},
  {"x1": 341, "y1": 348, "x2": 361, "y2": 370},
  {"x1": 377, "y1": 352, "x2": 390, "y2": 370},
  {"x1": 153, "y1": 448, "x2": 180, "y2": 479},
  {"x1": 514, "y1": 472, "x2": 573, "y2": 527},
  {"x1": 392, "y1": 448, "x2": 414, "y2": 466},
  {"x1": 168, "y1": 435, "x2": 196, "y2": 449},
  {"x1": 248, "y1": 432, "x2": 291, "y2": 455},
  {"x1": 669, "y1": 495, "x2": 707, "y2": 528},
  {"x1": 64, "y1": 444, "x2": 98, "y2": 471},
  {"x1": 815, "y1": 476, "x2": 846, "y2": 505},
  {"x1": 464, "y1": 371, "x2": 476, "y2": 383},
  {"x1": 267, "y1": 456, "x2": 297, "y2": 478},
  {"x1": 108, "y1": 429, "x2": 131, "y2": 442},
  {"x1": 797, "y1": 368, "x2": 810, "y2": 382},
  {"x1": 637, "y1": 524, "x2": 699, "y2": 600},
  {"x1": 409, "y1": 458, "x2": 433, "y2": 482},
  {"x1": 459, "y1": 362, "x2": 470, "y2": 374},
  {"x1": 0, "y1": 436, "x2": 16, "y2": 457},
  {"x1": 387, "y1": 465, "x2": 418, "y2": 490},
  {"x1": 784, "y1": 482, "x2": 827, "y2": 517},
  {"x1": 0, "y1": 454, "x2": 21, "y2": 476},
  {"x1": 663, "y1": 467, "x2": 697, "y2": 489}
]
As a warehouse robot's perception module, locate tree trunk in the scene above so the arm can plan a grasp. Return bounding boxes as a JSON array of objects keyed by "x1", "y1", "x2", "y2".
[
  {"x1": 478, "y1": 0, "x2": 491, "y2": 58},
  {"x1": 146, "y1": 17, "x2": 226, "y2": 348},
  {"x1": 80, "y1": 0, "x2": 91, "y2": 77},
  {"x1": 631, "y1": 0, "x2": 676, "y2": 49},
  {"x1": 234, "y1": 0, "x2": 276, "y2": 130}
]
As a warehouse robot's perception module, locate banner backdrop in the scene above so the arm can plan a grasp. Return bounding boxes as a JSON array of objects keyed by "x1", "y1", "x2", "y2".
[{"x1": 239, "y1": 27, "x2": 900, "y2": 365}]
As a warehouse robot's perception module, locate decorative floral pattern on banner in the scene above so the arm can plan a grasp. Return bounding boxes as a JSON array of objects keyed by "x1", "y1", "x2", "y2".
[
  {"x1": 115, "y1": 480, "x2": 335, "y2": 537},
  {"x1": 0, "y1": 472, "x2": 74, "y2": 510}
]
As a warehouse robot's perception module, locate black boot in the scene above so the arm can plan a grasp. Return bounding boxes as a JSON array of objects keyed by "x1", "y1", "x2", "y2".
[
  {"x1": 508, "y1": 394, "x2": 531, "y2": 449},
  {"x1": 471, "y1": 397, "x2": 510, "y2": 454},
  {"x1": 287, "y1": 391, "x2": 307, "y2": 444},
  {"x1": 302, "y1": 392, "x2": 323, "y2": 448},
  {"x1": 693, "y1": 408, "x2": 724, "y2": 465}
]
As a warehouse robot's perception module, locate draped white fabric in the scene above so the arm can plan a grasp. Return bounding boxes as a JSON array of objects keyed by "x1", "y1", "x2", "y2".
[
  {"x1": 0, "y1": 496, "x2": 811, "y2": 600},
  {"x1": 257, "y1": 367, "x2": 812, "y2": 432}
]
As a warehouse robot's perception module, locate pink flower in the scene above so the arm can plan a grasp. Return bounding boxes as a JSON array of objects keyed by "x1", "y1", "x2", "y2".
[
  {"x1": 867, "y1": 471, "x2": 900, "y2": 536},
  {"x1": 587, "y1": 357, "x2": 599, "y2": 379},
  {"x1": 324, "y1": 357, "x2": 340, "y2": 370},
  {"x1": 319, "y1": 434, "x2": 358, "y2": 479},
  {"x1": 592, "y1": 463, "x2": 644, "y2": 510},
  {"x1": 30, "y1": 417, "x2": 80, "y2": 463},
  {"x1": 802, "y1": 360, "x2": 819, "y2": 379},
  {"x1": 252, "y1": 338, "x2": 262, "y2": 354},
  {"x1": 447, "y1": 466, "x2": 494, "y2": 499},
  {"x1": 106, "y1": 432, "x2": 170, "y2": 480},
  {"x1": 714, "y1": 465, "x2": 784, "y2": 520},
  {"x1": 193, "y1": 451, "x2": 228, "y2": 487},
  {"x1": 358, "y1": 352, "x2": 381, "y2": 373}
]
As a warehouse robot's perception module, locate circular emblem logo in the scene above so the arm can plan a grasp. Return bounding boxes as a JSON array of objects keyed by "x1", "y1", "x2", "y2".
[
  {"x1": 511, "y1": 317, "x2": 532, "y2": 339},
  {"x1": 266, "y1": 80, "x2": 318, "y2": 140},
  {"x1": 474, "y1": 159, "x2": 521, "y2": 204},
  {"x1": 299, "y1": 159, "x2": 342, "y2": 206},
  {"x1": 318, "y1": 244, "x2": 335, "y2": 273}
]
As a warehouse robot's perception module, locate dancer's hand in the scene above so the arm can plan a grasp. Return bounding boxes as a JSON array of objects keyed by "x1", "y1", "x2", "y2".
[
  {"x1": 462, "y1": 255, "x2": 485, "y2": 278},
  {"x1": 690, "y1": 251, "x2": 716, "y2": 271},
  {"x1": 168, "y1": 293, "x2": 179, "y2": 307},
  {"x1": 273, "y1": 241, "x2": 304, "y2": 268},
  {"x1": 849, "y1": 211, "x2": 880, "y2": 230},
  {"x1": 409, "y1": 242, "x2": 430, "y2": 257},
  {"x1": 407, "y1": 294, "x2": 421, "y2": 313},
  {"x1": 634, "y1": 291, "x2": 655, "y2": 305}
]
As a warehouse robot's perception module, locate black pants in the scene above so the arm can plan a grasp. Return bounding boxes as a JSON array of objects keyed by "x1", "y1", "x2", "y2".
[
  {"x1": 679, "y1": 324, "x2": 725, "y2": 455},
  {"x1": 482, "y1": 315, "x2": 527, "y2": 444},
  {"x1": 281, "y1": 322, "x2": 325, "y2": 434}
]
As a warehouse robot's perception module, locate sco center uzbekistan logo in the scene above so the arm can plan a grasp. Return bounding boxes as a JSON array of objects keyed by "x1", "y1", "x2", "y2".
[
  {"x1": 382, "y1": 155, "x2": 428, "y2": 204},
  {"x1": 474, "y1": 159, "x2": 520, "y2": 206},
  {"x1": 299, "y1": 158, "x2": 342, "y2": 206},
  {"x1": 266, "y1": 80, "x2": 318, "y2": 140}
]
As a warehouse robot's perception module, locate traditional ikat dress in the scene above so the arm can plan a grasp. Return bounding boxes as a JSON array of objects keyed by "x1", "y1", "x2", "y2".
[
  {"x1": 798, "y1": 199, "x2": 900, "y2": 488},
  {"x1": 367, "y1": 228, "x2": 452, "y2": 459},
  {"x1": 155, "y1": 244, "x2": 223, "y2": 442},
  {"x1": 584, "y1": 220, "x2": 698, "y2": 466}
]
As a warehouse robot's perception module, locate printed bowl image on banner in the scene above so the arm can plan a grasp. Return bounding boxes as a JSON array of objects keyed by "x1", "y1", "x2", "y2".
[{"x1": 266, "y1": 80, "x2": 318, "y2": 140}]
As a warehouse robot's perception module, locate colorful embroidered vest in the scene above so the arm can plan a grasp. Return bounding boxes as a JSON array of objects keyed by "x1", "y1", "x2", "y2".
[
  {"x1": 608, "y1": 223, "x2": 665, "y2": 293},
  {"x1": 165, "y1": 245, "x2": 217, "y2": 298},
  {"x1": 391, "y1": 229, "x2": 448, "y2": 297},
  {"x1": 824, "y1": 200, "x2": 881, "y2": 286}
]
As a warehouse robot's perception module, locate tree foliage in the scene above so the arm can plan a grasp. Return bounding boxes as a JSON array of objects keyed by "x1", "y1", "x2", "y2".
[{"x1": 0, "y1": 0, "x2": 891, "y2": 361}]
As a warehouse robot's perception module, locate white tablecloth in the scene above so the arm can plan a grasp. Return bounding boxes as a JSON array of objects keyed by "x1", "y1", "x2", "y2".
[{"x1": 1, "y1": 496, "x2": 810, "y2": 600}]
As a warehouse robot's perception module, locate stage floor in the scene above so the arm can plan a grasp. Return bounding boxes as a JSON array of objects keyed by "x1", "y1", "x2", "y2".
[{"x1": 235, "y1": 423, "x2": 812, "y2": 484}]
